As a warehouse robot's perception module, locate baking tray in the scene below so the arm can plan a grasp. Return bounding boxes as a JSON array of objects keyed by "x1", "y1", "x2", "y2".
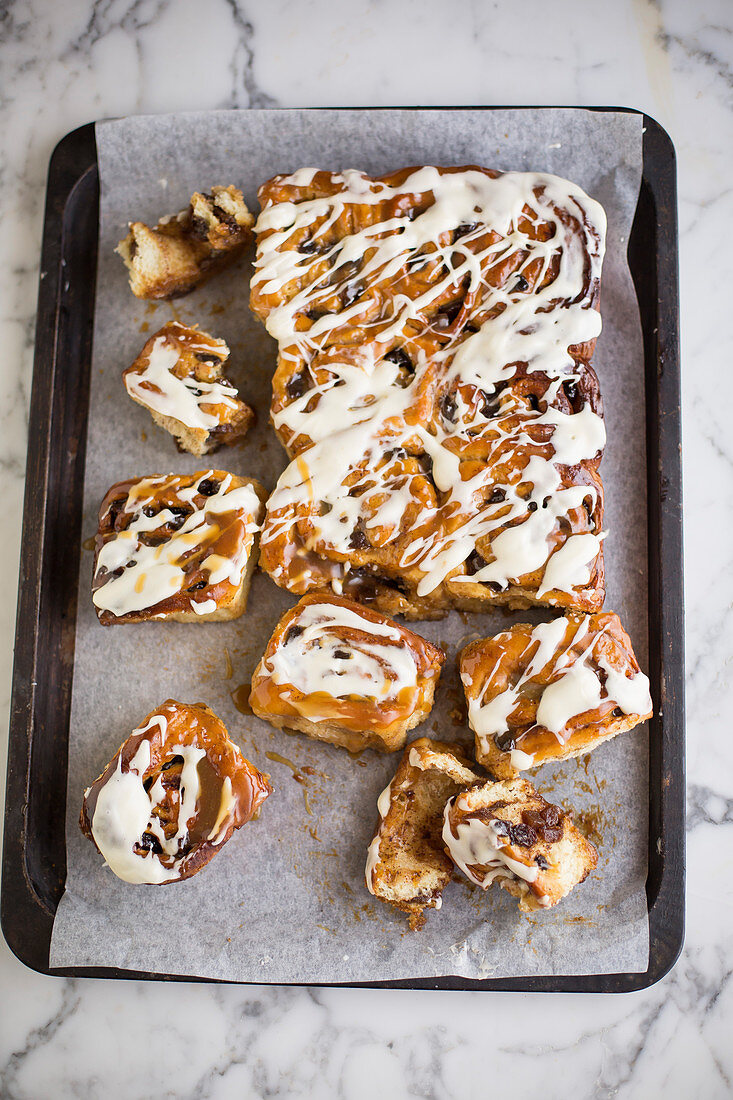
[{"x1": 1, "y1": 107, "x2": 684, "y2": 991}]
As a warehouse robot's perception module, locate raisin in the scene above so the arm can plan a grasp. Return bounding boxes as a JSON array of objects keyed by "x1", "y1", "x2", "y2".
[
  {"x1": 528, "y1": 393, "x2": 540, "y2": 412},
  {"x1": 454, "y1": 222, "x2": 480, "y2": 240},
  {"x1": 136, "y1": 832, "x2": 163, "y2": 855},
  {"x1": 187, "y1": 579, "x2": 207, "y2": 591},
  {"x1": 534, "y1": 853, "x2": 549, "y2": 870},
  {"x1": 441, "y1": 393, "x2": 458, "y2": 423},
  {"x1": 194, "y1": 352, "x2": 221, "y2": 364},
  {"x1": 197, "y1": 478, "x2": 220, "y2": 497},
  {"x1": 465, "y1": 550, "x2": 487, "y2": 575},
  {"x1": 612, "y1": 706, "x2": 623, "y2": 717},
  {"x1": 298, "y1": 238, "x2": 322, "y2": 254},
  {"x1": 495, "y1": 731, "x2": 516, "y2": 752},
  {"x1": 527, "y1": 501, "x2": 538, "y2": 513},
  {"x1": 514, "y1": 274, "x2": 529, "y2": 292},
  {"x1": 349, "y1": 521, "x2": 370, "y2": 550},
  {"x1": 563, "y1": 379, "x2": 578, "y2": 404},
  {"x1": 341, "y1": 282, "x2": 364, "y2": 308},
  {"x1": 284, "y1": 625, "x2": 304, "y2": 645},
  {"x1": 508, "y1": 822, "x2": 538, "y2": 848},
  {"x1": 434, "y1": 300, "x2": 463, "y2": 329},
  {"x1": 286, "y1": 372, "x2": 311, "y2": 400},
  {"x1": 488, "y1": 487, "x2": 506, "y2": 505},
  {"x1": 417, "y1": 453, "x2": 433, "y2": 478},
  {"x1": 142, "y1": 505, "x2": 157, "y2": 518},
  {"x1": 334, "y1": 649, "x2": 351, "y2": 660}
]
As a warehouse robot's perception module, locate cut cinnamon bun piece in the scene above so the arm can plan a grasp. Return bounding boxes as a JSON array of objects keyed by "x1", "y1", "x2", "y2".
[
  {"x1": 79, "y1": 700, "x2": 271, "y2": 884},
  {"x1": 249, "y1": 594, "x2": 445, "y2": 753},
  {"x1": 123, "y1": 321, "x2": 254, "y2": 455},
  {"x1": 91, "y1": 470, "x2": 266, "y2": 625},
  {"x1": 460, "y1": 611, "x2": 653, "y2": 777},
  {"x1": 116, "y1": 185, "x2": 254, "y2": 299},
  {"x1": 365, "y1": 737, "x2": 481, "y2": 929},
  {"x1": 443, "y1": 778, "x2": 597, "y2": 911}
]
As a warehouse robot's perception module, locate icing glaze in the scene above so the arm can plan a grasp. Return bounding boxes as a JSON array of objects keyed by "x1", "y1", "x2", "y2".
[
  {"x1": 463, "y1": 614, "x2": 653, "y2": 762},
  {"x1": 124, "y1": 325, "x2": 240, "y2": 431},
  {"x1": 92, "y1": 471, "x2": 262, "y2": 619},
  {"x1": 253, "y1": 166, "x2": 607, "y2": 606},
  {"x1": 442, "y1": 796, "x2": 548, "y2": 903}
]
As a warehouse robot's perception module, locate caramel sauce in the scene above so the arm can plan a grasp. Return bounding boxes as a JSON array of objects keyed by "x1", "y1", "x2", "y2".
[
  {"x1": 223, "y1": 648, "x2": 234, "y2": 680},
  {"x1": 230, "y1": 684, "x2": 252, "y2": 715},
  {"x1": 139, "y1": 321, "x2": 149, "y2": 333},
  {"x1": 82, "y1": 536, "x2": 96, "y2": 551}
]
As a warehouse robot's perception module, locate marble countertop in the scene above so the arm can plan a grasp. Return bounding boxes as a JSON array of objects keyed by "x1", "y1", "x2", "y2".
[{"x1": 1, "y1": 0, "x2": 731, "y2": 1096}]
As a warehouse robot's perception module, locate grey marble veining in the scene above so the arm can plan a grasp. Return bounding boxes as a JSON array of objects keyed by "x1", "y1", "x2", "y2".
[{"x1": 0, "y1": 0, "x2": 731, "y2": 1096}]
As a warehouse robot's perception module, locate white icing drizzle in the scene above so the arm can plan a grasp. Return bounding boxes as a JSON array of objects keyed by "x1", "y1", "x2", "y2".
[
  {"x1": 442, "y1": 796, "x2": 547, "y2": 904},
  {"x1": 255, "y1": 167, "x2": 607, "y2": 600},
  {"x1": 366, "y1": 777, "x2": 396, "y2": 893},
  {"x1": 124, "y1": 329, "x2": 240, "y2": 431},
  {"x1": 464, "y1": 615, "x2": 652, "y2": 761},
  {"x1": 89, "y1": 715, "x2": 211, "y2": 884},
  {"x1": 266, "y1": 601, "x2": 427, "y2": 720},
  {"x1": 92, "y1": 472, "x2": 261, "y2": 618}
]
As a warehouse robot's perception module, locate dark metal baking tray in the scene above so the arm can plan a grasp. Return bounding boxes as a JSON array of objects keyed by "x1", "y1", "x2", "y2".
[{"x1": 2, "y1": 108, "x2": 684, "y2": 991}]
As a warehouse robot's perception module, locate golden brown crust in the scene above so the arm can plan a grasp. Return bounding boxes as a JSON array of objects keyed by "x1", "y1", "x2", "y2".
[
  {"x1": 92, "y1": 470, "x2": 266, "y2": 625},
  {"x1": 80, "y1": 699, "x2": 271, "y2": 884},
  {"x1": 460, "y1": 611, "x2": 653, "y2": 777},
  {"x1": 123, "y1": 321, "x2": 254, "y2": 455},
  {"x1": 116, "y1": 185, "x2": 254, "y2": 300},
  {"x1": 249, "y1": 593, "x2": 445, "y2": 753}
]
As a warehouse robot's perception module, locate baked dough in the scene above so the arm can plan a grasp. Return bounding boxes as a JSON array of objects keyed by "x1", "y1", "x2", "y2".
[
  {"x1": 460, "y1": 611, "x2": 653, "y2": 777},
  {"x1": 365, "y1": 737, "x2": 481, "y2": 929},
  {"x1": 443, "y1": 777, "x2": 598, "y2": 911},
  {"x1": 116, "y1": 185, "x2": 254, "y2": 299},
  {"x1": 250, "y1": 166, "x2": 607, "y2": 618},
  {"x1": 123, "y1": 321, "x2": 254, "y2": 455},
  {"x1": 79, "y1": 700, "x2": 271, "y2": 884},
  {"x1": 249, "y1": 593, "x2": 445, "y2": 753},
  {"x1": 91, "y1": 470, "x2": 266, "y2": 625}
]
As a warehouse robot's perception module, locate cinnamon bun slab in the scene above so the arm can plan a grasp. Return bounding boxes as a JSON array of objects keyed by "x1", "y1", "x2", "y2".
[
  {"x1": 251, "y1": 166, "x2": 607, "y2": 618},
  {"x1": 123, "y1": 321, "x2": 254, "y2": 455},
  {"x1": 443, "y1": 778, "x2": 597, "y2": 911},
  {"x1": 80, "y1": 700, "x2": 271, "y2": 884},
  {"x1": 460, "y1": 612, "x2": 653, "y2": 777},
  {"x1": 249, "y1": 594, "x2": 445, "y2": 753},
  {"x1": 91, "y1": 470, "x2": 266, "y2": 625},
  {"x1": 365, "y1": 737, "x2": 481, "y2": 929},
  {"x1": 116, "y1": 185, "x2": 254, "y2": 300}
]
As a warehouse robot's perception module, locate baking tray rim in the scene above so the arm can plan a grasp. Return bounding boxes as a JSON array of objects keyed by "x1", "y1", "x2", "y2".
[{"x1": 2, "y1": 105, "x2": 685, "y2": 992}]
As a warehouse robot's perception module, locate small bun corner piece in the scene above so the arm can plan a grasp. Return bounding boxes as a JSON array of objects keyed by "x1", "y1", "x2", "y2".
[
  {"x1": 365, "y1": 737, "x2": 482, "y2": 929},
  {"x1": 123, "y1": 320, "x2": 255, "y2": 455},
  {"x1": 249, "y1": 593, "x2": 445, "y2": 753},
  {"x1": 91, "y1": 470, "x2": 266, "y2": 625},
  {"x1": 460, "y1": 610, "x2": 653, "y2": 778},
  {"x1": 443, "y1": 778, "x2": 598, "y2": 912},
  {"x1": 79, "y1": 699, "x2": 271, "y2": 884},
  {"x1": 115, "y1": 185, "x2": 254, "y2": 300}
]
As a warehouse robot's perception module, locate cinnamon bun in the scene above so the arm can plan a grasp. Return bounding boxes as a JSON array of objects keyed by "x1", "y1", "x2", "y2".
[
  {"x1": 460, "y1": 611, "x2": 653, "y2": 777},
  {"x1": 123, "y1": 321, "x2": 254, "y2": 455},
  {"x1": 79, "y1": 700, "x2": 271, "y2": 884},
  {"x1": 249, "y1": 593, "x2": 445, "y2": 753},
  {"x1": 91, "y1": 470, "x2": 266, "y2": 624}
]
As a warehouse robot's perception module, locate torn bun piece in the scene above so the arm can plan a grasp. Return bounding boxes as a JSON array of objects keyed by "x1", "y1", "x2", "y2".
[
  {"x1": 92, "y1": 470, "x2": 266, "y2": 625},
  {"x1": 116, "y1": 184, "x2": 254, "y2": 300},
  {"x1": 460, "y1": 611, "x2": 653, "y2": 777},
  {"x1": 80, "y1": 700, "x2": 271, "y2": 884},
  {"x1": 443, "y1": 777, "x2": 597, "y2": 911},
  {"x1": 365, "y1": 737, "x2": 482, "y2": 929},
  {"x1": 249, "y1": 593, "x2": 445, "y2": 753},
  {"x1": 123, "y1": 321, "x2": 254, "y2": 455}
]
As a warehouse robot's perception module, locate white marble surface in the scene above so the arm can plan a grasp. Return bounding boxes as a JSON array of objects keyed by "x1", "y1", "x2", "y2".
[{"x1": 0, "y1": 0, "x2": 731, "y2": 1096}]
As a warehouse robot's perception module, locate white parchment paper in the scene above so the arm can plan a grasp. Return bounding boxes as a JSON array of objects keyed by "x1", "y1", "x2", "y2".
[{"x1": 50, "y1": 108, "x2": 648, "y2": 981}]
